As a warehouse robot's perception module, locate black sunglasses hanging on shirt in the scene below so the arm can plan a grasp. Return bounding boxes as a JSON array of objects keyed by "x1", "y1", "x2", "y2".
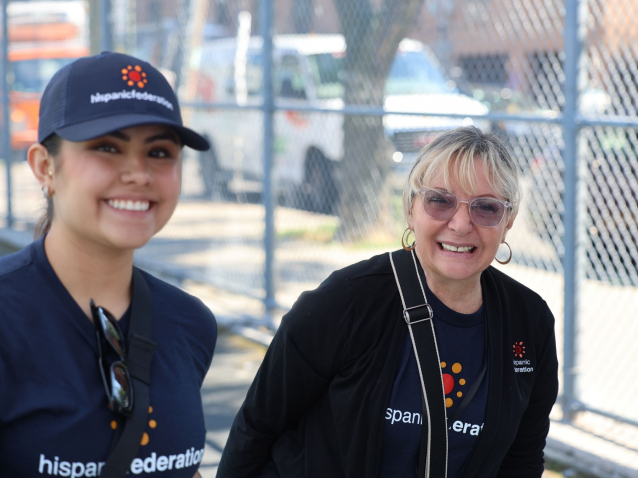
[
  {"x1": 91, "y1": 268, "x2": 156, "y2": 478},
  {"x1": 92, "y1": 300, "x2": 134, "y2": 416}
]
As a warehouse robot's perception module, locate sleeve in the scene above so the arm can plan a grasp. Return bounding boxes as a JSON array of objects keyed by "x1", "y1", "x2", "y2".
[
  {"x1": 183, "y1": 295, "x2": 218, "y2": 387},
  {"x1": 216, "y1": 273, "x2": 355, "y2": 478},
  {"x1": 497, "y1": 306, "x2": 559, "y2": 477},
  {"x1": 195, "y1": 300, "x2": 218, "y2": 387}
]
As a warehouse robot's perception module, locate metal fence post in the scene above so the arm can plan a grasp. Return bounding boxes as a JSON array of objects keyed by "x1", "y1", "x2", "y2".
[
  {"x1": 1, "y1": 0, "x2": 11, "y2": 228},
  {"x1": 101, "y1": 0, "x2": 111, "y2": 51},
  {"x1": 562, "y1": 0, "x2": 587, "y2": 422},
  {"x1": 261, "y1": 0, "x2": 276, "y2": 315}
]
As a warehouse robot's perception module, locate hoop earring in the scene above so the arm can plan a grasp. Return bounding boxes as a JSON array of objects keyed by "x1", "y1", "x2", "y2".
[
  {"x1": 42, "y1": 185, "x2": 54, "y2": 198},
  {"x1": 402, "y1": 228, "x2": 416, "y2": 251},
  {"x1": 495, "y1": 241, "x2": 512, "y2": 265}
]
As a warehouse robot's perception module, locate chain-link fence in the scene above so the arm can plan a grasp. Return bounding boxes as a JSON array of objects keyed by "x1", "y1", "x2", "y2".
[{"x1": 1, "y1": 0, "x2": 637, "y2": 442}]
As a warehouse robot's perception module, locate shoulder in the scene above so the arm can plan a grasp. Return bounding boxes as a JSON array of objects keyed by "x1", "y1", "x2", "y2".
[
  {"x1": 0, "y1": 244, "x2": 38, "y2": 313},
  {"x1": 140, "y1": 270, "x2": 217, "y2": 371},
  {"x1": 142, "y1": 270, "x2": 210, "y2": 309},
  {"x1": 282, "y1": 251, "x2": 399, "y2": 335},
  {"x1": 274, "y1": 252, "x2": 401, "y2": 373},
  {"x1": 484, "y1": 266, "x2": 549, "y2": 310},
  {"x1": 295, "y1": 251, "x2": 395, "y2": 308},
  {"x1": 322, "y1": 250, "x2": 395, "y2": 293},
  {"x1": 483, "y1": 266, "x2": 555, "y2": 338},
  {"x1": 335, "y1": 251, "x2": 394, "y2": 281},
  {"x1": 0, "y1": 243, "x2": 34, "y2": 279},
  {"x1": 140, "y1": 269, "x2": 217, "y2": 334},
  {"x1": 131, "y1": 271, "x2": 216, "y2": 386}
]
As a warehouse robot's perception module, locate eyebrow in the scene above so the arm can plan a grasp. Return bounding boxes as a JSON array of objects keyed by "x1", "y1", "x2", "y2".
[{"x1": 106, "y1": 131, "x2": 181, "y2": 145}]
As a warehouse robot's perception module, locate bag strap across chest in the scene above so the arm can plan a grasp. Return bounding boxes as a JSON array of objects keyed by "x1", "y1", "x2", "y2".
[
  {"x1": 100, "y1": 268, "x2": 156, "y2": 478},
  {"x1": 389, "y1": 250, "x2": 448, "y2": 478}
]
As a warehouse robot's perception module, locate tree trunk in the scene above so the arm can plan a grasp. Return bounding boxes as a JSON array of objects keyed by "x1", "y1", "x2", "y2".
[{"x1": 333, "y1": 0, "x2": 424, "y2": 243}]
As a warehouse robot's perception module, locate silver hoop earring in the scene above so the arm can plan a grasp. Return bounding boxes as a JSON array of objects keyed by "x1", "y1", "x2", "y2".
[
  {"x1": 495, "y1": 241, "x2": 512, "y2": 265},
  {"x1": 42, "y1": 185, "x2": 54, "y2": 198}
]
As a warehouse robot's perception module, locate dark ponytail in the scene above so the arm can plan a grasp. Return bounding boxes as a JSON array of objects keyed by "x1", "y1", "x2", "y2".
[{"x1": 34, "y1": 134, "x2": 62, "y2": 239}]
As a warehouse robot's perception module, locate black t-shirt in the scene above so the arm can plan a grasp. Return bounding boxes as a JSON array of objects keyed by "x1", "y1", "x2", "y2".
[
  {"x1": 0, "y1": 238, "x2": 217, "y2": 477},
  {"x1": 378, "y1": 284, "x2": 488, "y2": 478}
]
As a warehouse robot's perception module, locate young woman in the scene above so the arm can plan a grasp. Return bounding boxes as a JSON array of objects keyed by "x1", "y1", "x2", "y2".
[
  {"x1": 0, "y1": 52, "x2": 216, "y2": 477},
  {"x1": 218, "y1": 127, "x2": 559, "y2": 477}
]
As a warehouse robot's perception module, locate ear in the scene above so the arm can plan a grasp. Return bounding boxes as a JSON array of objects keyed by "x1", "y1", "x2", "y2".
[
  {"x1": 27, "y1": 143, "x2": 55, "y2": 189},
  {"x1": 407, "y1": 208, "x2": 415, "y2": 231},
  {"x1": 502, "y1": 210, "x2": 518, "y2": 241},
  {"x1": 407, "y1": 195, "x2": 419, "y2": 230}
]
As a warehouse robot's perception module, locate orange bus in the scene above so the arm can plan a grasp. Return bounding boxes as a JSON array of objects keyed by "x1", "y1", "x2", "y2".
[{"x1": 6, "y1": 1, "x2": 89, "y2": 155}]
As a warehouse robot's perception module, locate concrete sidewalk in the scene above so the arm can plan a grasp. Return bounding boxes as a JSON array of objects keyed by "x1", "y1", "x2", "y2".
[{"x1": 197, "y1": 331, "x2": 267, "y2": 477}]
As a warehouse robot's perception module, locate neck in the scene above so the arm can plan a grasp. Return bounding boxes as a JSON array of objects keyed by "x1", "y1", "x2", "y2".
[
  {"x1": 415, "y1": 261, "x2": 483, "y2": 314},
  {"x1": 44, "y1": 226, "x2": 134, "y2": 320},
  {"x1": 425, "y1": 276, "x2": 483, "y2": 314}
]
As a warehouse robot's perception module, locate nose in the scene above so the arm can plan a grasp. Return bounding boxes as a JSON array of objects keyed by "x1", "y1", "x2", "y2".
[
  {"x1": 120, "y1": 153, "x2": 151, "y2": 185},
  {"x1": 447, "y1": 200, "x2": 473, "y2": 235}
]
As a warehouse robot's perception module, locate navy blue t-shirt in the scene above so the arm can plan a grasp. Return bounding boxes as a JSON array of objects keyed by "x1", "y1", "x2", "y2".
[
  {"x1": 378, "y1": 284, "x2": 487, "y2": 478},
  {"x1": 0, "y1": 238, "x2": 217, "y2": 477}
]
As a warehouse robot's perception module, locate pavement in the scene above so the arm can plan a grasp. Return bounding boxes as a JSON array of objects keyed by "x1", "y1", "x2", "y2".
[
  {"x1": 197, "y1": 331, "x2": 267, "y2": 477},
  {"x1": 1, "y1": 158, "x2": 638, "y2": 477}
]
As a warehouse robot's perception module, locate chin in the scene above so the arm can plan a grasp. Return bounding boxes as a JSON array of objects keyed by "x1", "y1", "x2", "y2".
[
  {"x1": 439, "y1": 265, "x2": 481, "y2": 282},
  {"x1": 104, "y1": 229, "x2": 156, "y2": 251}
]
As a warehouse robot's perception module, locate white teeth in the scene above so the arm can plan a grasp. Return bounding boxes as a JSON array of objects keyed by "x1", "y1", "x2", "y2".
[
  {"x1": 108, "y1": 199, "x2": 150, "y2": 211},
  {"x1": 441, "y1": 243, "x2": 474, "y2": 253}
]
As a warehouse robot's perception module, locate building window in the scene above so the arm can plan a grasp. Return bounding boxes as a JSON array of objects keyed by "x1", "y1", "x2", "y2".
[{"x1": 457, "y1": 54, "x2": 508, "y2": 85}]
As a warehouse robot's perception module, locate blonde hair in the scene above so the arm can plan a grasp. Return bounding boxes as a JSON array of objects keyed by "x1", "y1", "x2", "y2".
[{"x1": 402, "y1": 126, "x2": 521, "y2": 221}]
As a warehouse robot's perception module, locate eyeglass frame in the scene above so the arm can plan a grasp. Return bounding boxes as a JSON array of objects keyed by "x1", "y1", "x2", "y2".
[
  {"x1": 91, "y1": 299, "x2": 134, "y2": 417},
  {"x1": 418, "y1": 187, "x2": 513, "y2": 228}
]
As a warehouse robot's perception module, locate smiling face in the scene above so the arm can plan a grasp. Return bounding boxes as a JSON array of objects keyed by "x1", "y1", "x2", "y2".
[
  {"x1": 47, "y1": 124, "x2": 182, "y2": 252},
  {"x1": 408, "y1": 158, "x2": 515, "y2": 290}
]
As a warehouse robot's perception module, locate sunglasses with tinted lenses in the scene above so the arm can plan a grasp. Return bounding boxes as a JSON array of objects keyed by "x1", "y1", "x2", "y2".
[
  {"x1": 91, "y1": 300, "x2": 133, "y2": 416},
  {"x1": 420, "y1": 188, "x2": 512, "y2": 227}
]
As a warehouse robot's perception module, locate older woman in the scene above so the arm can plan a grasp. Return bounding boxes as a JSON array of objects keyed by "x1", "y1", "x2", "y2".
[{"x1": 217, "y1": 126, "x2": 558, "y2": 478}]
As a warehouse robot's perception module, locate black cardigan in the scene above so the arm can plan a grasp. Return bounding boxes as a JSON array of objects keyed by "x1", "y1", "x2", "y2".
[{"x1": 217, "y1": 250, "x2": 559, "y2": 477}]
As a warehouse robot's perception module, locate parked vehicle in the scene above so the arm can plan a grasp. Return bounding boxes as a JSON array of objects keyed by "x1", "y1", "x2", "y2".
[
  {"x1": 190, "y1": 34, "x2": 488, "y2": 213},
  {"x1": 5, "y1": 1, "x2": 89, "y2": 159}
]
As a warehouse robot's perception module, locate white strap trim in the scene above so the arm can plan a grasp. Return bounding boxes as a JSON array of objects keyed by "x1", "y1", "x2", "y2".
[
  {"x1": 389, "y1": 251, "x2": 449, "y2": 478},
  {"x1": 409, "y1": 250, "x2": 449, "y2": 478}
]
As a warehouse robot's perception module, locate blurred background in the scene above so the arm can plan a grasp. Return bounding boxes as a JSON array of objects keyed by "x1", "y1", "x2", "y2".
[{"x1": 0, "y1": 0, "x2": 637, "y2": 475}]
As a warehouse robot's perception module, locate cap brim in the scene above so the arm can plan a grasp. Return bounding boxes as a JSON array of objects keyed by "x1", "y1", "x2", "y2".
[{"x1": 54, "y1": 114, "x2": 210, "y2": 151}]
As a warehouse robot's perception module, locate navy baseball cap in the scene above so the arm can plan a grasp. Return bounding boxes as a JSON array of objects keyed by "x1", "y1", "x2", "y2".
[{"x1": 38, "y1": 51, "x2": 209, "y2": 151}]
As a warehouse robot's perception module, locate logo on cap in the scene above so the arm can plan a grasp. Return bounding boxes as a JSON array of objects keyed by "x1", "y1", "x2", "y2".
[{"x1": 121, "y1": 65, "x2": 148, "y2": 88}]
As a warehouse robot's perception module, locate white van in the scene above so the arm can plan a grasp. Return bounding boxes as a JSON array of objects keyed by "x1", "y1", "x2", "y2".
[{"x1": 190, "y1": 34, "x2": 488, "y2": 212}]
